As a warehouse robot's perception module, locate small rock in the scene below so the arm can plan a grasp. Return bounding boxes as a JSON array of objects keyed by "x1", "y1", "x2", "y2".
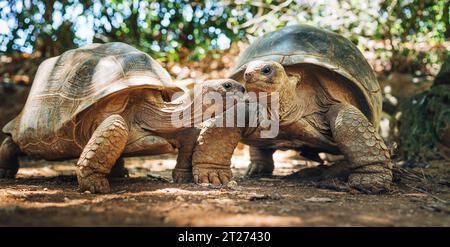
[
  {"x1": 278, "y1": 208, "x2": 291, "y2": 214},
  {"x1": 226, "y1": 181, "x2": 238, "y2": 189},
  {"x1": 64, "y1": 197, "x2": 70, "y2": 202},
  {"x1": 83, "y1": 190, "x2": 91, "y2": 194},
  {"x1": 304, "y1": 197, "x2": 335, "y2": 203},
  {"x1": 248, "y1": 193, "x2": 281, "y2": 201},
  {"x1": 43, "y1": 188, "x2": 48, "y2": 191},
  {"x1": 176, "y1": 196, "x2": 185, "y2": 202},
  {"x1": 163, "y1": 216, "x2": 171, "y2": 224}
]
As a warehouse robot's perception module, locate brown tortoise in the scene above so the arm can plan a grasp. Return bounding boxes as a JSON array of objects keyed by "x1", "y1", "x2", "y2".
[
  {"x1": 0, "y1": 42, "x2": 245, "y2": 193},
  {"x1": 194, "y1": 25, "x2": 393, "y2": 193}
]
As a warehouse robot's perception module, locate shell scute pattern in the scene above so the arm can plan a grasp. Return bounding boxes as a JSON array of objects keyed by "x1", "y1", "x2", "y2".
[
  {"x1": 229, "y1": 24, "x2": 382, "y2": 128},
  {"x1": 3, "y1": 42, "x2": 180, "y2": 159}
]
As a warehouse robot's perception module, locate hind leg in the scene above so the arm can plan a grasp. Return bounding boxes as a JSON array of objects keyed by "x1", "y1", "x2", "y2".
[
  {"x1": 173, "y1": 151, "x2": 194, "y2": 183},
  {"x1": 173, "y1": 161, "x2": 193, "y2": 183},
  {"x1": 327, "y1": 103, "x2": 393, "y2": 193},
  {"x1": 246, "y1": 147, "x2": 275, "y2": 177},
  {"x1": 76, "y1": 115, "x2": 129, "y2": 193},
  {"x1": 173, "y1": 131, "x2": 196, "y2": 183},
  {"x1": 0, "y1": 137, "x2": 21, "y2": 178}
]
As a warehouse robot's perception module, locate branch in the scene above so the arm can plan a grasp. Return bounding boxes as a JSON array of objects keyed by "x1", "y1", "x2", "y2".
[{"x1": 239, "y1": 0, "x2": 294, "y2": 29}]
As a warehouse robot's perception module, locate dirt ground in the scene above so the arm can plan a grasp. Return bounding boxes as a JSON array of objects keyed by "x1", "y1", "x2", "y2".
[{"x1": 0, "y1": 148, "x2": 449, "y2": 227}]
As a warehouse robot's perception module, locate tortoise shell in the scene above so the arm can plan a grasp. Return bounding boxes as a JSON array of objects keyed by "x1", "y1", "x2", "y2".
[
  {"x1": 229, "y1": 24, "x2": 382, "y2": 126},
  {"x1": 3, "y1": 42, "x2": 182, "y2": 145}
]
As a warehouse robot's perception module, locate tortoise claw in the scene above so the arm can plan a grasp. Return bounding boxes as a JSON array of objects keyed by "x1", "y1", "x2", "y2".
[
  {"x1": 193, "y1": 166, "x2": 232, "y2": 186},
  {"x1": 245, "y1": 162, "x2": 274, "y2": 178},
  {"x1": 78, "y1": 173, "x2": 110, "y2": 194},
  {"x1": 348, "y1": 171, "x2": 392, "y2": 194}
]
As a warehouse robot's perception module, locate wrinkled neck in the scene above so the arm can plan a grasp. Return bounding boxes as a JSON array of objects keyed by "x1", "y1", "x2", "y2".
[
  {"x1": 137, "y1": 89, "x2": 205, "y2": 133},
  {"x1": 276, "y1": 79, "x2": 304, "y2": 125}
]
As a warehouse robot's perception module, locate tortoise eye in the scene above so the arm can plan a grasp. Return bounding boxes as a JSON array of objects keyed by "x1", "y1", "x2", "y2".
[
  {"x1": 223, "y1": 82, "x2": 232, "y2": 89},
  {"x1": 261, "y1": 66, "x2": 272, "y2": 75}
]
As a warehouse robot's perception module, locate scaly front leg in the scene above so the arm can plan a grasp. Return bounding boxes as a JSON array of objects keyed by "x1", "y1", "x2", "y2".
[
  {"x1": 76, "y1": 115, "x2": 129, "y2": 193},
  {"x1": 192, "y1": 126, "x2": 241, "y2": 185},
  {"x1": 327, "y1": 103, "x2": 393, "y2": 193}
]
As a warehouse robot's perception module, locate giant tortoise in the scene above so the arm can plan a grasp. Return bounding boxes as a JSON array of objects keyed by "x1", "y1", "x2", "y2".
[
  {"x1": 196, "y1": 25, "x2": 392, "y2": 193},
  {"x1": 0, "y1": 42, "x2": 245, "y2": 193}
]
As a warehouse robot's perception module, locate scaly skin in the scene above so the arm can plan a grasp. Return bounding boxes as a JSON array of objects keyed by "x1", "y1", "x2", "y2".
[
  {"x1": 0, "y1": 137, "x2": 20, "y2": 178},
  {"x1": 235, "y1": 60, "x2": 392, "y2": 193},
  {"x1": 1, "y1": 42, "x2": 246, "y2": 192},
  {"x1": 192, "y1": 126, "x2": 241, "y2": 185},
  {"x1": 76, "y1": 115, "x2": 129, "y2": 193},
  {"x1": 246, "y1": 147, "x2": 275, "y2": 177},
  {"x1": 326, "y1": 103, "x2": 393, "y2": 193},
  {"x1": 172, "y1": 129, "x2": 198, "y2": 183}
]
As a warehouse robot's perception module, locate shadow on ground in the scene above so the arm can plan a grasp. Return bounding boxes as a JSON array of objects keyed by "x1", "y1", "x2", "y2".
[{"x1": 0, "y1": 151, "x2": 449, "y2": 226}]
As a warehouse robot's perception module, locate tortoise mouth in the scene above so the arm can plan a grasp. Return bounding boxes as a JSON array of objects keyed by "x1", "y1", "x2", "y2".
[{"x1": 245, "y1": 83, "x2": 276, "y2": 93}]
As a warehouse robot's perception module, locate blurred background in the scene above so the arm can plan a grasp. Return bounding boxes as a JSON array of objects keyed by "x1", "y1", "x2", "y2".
[{"x1": 0, "y1": 0, "x2": 449, "y2": 164}]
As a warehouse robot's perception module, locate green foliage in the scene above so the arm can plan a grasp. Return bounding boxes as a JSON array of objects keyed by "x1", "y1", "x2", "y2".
[
  {"x1": 0, "y1": 0, "x2": 448, "y2": 71},
  {"x1": 376, "y1": 0, "x2": 449, "y2": 74},
  {"x1": 0, "y1": 0, "x2": 250, "y2": 60},
  {"x1": 399, "y1": 84, "x2": 450, "y2": 162}
]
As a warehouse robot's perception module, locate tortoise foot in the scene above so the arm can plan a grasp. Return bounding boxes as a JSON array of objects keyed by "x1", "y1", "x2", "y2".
[
  {"x1": 245, "y1": 162, "x2": 274, "y2": 178},
  {"x1": 172, "y1": 168, "x2": 193, "y2": 183},
  {"x1": 78, "y1": 173, "x2": 110, "y2": 194},
  {"x1": 0, "y1": 137, "x2": 20, "y2": 179},
  {"x1": 193, "y1": 165, "x2": 232, "y2": 185},
  {"x1": 247, "y1": 147, "x2": 274, "y2": 178},
  {"x1": 348, "y1": 166, "x2": 392, "y2": 194}
]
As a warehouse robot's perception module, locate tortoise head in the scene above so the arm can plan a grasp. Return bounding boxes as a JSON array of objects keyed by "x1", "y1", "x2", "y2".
[
  {"x1": 243, "y1": 60, "x2": 288, "y2": 92},
  {"x1": 201, "y1": 79, "x2": 245, "y2": 96},
  {"x1": 195, "y1": 79, "x2": 247, "y2": 112}
]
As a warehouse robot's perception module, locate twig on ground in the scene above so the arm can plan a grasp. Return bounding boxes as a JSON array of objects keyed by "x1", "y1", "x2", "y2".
[{"x1": 403, "y1": 184, "x2": 448, "y2": 204}]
